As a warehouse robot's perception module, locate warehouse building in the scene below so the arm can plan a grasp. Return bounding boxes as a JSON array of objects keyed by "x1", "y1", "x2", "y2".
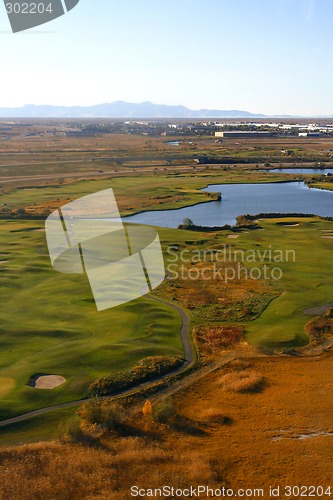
[{"x1": 215, "y1": 131, "x2": 274, "y2": 138}]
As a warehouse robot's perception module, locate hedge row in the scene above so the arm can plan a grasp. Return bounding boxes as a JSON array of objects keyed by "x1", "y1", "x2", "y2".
[{"x1": 88, "y1": 355, "x2": 184, "y2": 397}]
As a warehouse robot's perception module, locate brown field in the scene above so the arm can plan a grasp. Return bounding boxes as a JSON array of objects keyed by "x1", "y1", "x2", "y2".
[
  {"x1": 1, "y1": 121, "x2": 333, "y2": 191},
  {"x1": 1, "y1": 349, "x2": 332, "y2": 499}
]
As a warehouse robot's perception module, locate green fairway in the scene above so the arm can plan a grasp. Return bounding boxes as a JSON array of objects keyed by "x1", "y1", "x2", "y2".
[
  {"x1": 0, "y1": 408, "x2": 77, "y2": 447},
  {"x1": 0, "y1": 169, "x2": 291, "y2": 217},
  {"x1": 236, "y1": 218, "x2": 333, "y2": 347},
  {"x1": 0, "y1": 220, "x2": 182, "y2": 420}
]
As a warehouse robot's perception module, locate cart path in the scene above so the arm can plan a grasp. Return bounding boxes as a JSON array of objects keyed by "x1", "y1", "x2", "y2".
[{"x1": 0, "y1": 295, "x2": 195, "y2": 428}]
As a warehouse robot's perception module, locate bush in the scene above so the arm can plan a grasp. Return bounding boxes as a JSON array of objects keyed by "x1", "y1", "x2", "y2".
[
  {"x1": 88, "y1": 356, "x2": 184, "y2": 397},
  {"x1": 79, "y1": 401, "x2": 104, "y2": 425},
  {"x1": 304, "y1": 315, "x2": 333, "y2": 340},
  {"x1": 104, "y1": 403, "x2": 124, "y2": 430},
  {"x1": 200, "y1": 408, "x2": 228, "y2": 424},
  {"x1": 217, "y1": 370, "x2": 265, "y2": 393},
  {"x1": 64, "y1": 417, "x2": 85, "y2": 443},
  {"x1": 153, "y1": 397, "x2": 175, "y2": 424},
  {"x1": 196, "y1": 325, "x2": 244, "y2": 352},
  {"x1": 79, "y1": 401, "x2": 124, "y2": 431}
]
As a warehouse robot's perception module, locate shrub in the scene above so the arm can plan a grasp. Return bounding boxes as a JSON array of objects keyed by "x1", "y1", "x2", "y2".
[
  {"x1": 196, "y1": 325, "x2": 244, "y2": 352},
  {"x1": 88, "y1": 356, "x2": 183, "y2": 397},
  {"x1": 79, "y1": 401, "x2": 104, "y2": 425},
  {"x1": 200, "y1": 408, "x2": 228, "y2": 424},
  {"x1": 64, "y1": 417, "x2": 85, "y2": 443},
  {"x1": 217, "y1": 370, "x2": 264, "y2": 393},
  {"x1": 142, "y1": 400, "x2": 153, "y2": 418},
  {"x1": 101, "y1": 402, "x2": 124, "y2": 430},
  {"x1": 153, "y1": 397, "x2": 175, "y2": 424},
  {"x1": 304, "y1": 315, "x2": 333, "y2": 340},
  {"x1": 79, "y1": 401, "x2": 124, "y2": 430}
]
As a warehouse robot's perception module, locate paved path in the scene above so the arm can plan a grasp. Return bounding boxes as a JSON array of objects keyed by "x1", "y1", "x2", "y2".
[{"x1": 0, "y1": 295, "x2": 195, "y2": 429}]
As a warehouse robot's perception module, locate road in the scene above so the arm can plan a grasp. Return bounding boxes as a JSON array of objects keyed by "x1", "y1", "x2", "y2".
[{"x1": 0, "y1": 295, "x2": 195, "y2": 428}]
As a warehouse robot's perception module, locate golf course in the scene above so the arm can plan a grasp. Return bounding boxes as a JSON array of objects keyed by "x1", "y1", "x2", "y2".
[{"x1": 1, "y1": 130, "x2": 333, "y2": 441}]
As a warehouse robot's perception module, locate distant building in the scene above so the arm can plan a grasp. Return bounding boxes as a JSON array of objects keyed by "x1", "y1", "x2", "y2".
[
  {"x1": 298, "y1": 132, "x2": 323, "y2": 137},
  {"x1": 215, "y1": 131, "x2": 273, "y2": 138}
]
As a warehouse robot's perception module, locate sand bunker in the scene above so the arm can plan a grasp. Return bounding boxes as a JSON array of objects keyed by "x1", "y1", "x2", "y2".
[
  {"x1": 321, "y1": 235, "x2": 333, "y2": 239},
  {"x1": 31, "y1": 375, "x2": 66, "y2": 389},
  {"x1": 227, "y1": 234, "x2": 239, "y2": 239},
  {"x1": 281, "y1": 223, "x2": 299, "y2": 227}
]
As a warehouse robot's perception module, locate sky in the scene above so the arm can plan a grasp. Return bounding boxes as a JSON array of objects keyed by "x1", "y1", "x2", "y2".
[{"x1": 0, "y1": 0, "x2": 332, "y2": 116}]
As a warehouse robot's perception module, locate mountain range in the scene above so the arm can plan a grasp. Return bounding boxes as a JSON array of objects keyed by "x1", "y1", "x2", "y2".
[{"x1": 0, "y1": 101, "x2": 268, "y2": 119}]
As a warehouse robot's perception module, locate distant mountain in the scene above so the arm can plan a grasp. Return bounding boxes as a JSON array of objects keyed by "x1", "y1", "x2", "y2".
[{"x1": 0, "y1": 101, "x2": 267, "y2": 119}]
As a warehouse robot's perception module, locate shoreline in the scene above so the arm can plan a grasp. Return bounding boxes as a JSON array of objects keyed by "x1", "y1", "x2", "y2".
[{"x1": 123, "y1": 179, "x2": 333, "y2": 224}]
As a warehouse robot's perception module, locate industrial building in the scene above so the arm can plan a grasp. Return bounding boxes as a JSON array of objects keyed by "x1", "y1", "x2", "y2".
[{"x1": 215, "y1": 131, "x2": 274, "y2": 138}]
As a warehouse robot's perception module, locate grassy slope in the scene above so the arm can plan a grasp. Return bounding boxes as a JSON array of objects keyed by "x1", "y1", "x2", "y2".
[
  {"x1": 0, "y1": 408, "x2": 77, "y2": 447},
  {"x1": 312, "y1": 181, "x2": 333, "y2": 191},
  {"x1": 0, "y1": 220, "x2": 182, "y2": 419},
  {"x1": 240, "y1": 218, "x2": 333, "y2": 346},
  {"x1": 0, "y1": 170, "x2": 291, "y2": 216}
]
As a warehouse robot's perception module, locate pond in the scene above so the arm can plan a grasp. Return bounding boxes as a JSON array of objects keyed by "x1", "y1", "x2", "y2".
[
  {"x1": 269, "y1": 168, "x2": 333, "y2": 175},
  {"x1": 124, "y1": 181, "x2": 333, "y2": 228}
]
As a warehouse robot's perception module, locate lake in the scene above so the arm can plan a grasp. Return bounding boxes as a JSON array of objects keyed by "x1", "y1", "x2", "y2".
[
  {"x1": 124, "y1": 182, "x2": 333, "y2": 228},
  {"x1": 269, "y1": 168, "x2": 333, "y2": 175}
]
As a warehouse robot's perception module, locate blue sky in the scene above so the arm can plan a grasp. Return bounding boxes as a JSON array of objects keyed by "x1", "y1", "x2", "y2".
[{"x1": 0, "y1": 0, "x2": 332, "y2": 115}]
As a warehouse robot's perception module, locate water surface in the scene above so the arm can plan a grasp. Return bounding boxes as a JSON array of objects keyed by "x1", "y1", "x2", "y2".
[
  {"x1": 269, "y1": 168, "x2": 333, "y2": 175},
  {"x1": 124, "y1": 182, "x2": 333, "y2": 228}
]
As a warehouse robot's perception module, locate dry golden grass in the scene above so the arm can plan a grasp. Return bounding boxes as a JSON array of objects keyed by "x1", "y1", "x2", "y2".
[
  {"x1": 170, "y1": 354, "x2": 333, "y2": 491},
  {"x1": 160, "y1": 259, "x2": 279, "y2": 323},
  {"x1": 196, "y1": 324, "x2": 244, "y2": 353},
  {"x1": 199, "y1": 408, "x2": 228, "y2": 424},
  {"x1": 0, "y1": 437, "x2": 221, "y2": 500},
  {"x1": 217, "y1": 370, "x2": 265, "y2": 393},
  {"x1": 1, "y1": 354, "x2": 333, "y2": 497}
]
